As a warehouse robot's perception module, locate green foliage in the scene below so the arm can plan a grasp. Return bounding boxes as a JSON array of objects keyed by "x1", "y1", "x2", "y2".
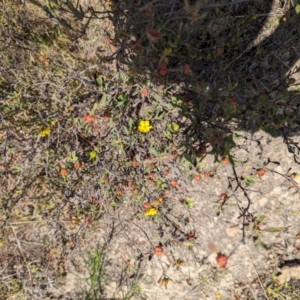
[
  {"x1": 84, "y1": 248, "x2": 141, "y2": 300},
  {"x1": 85, "y1": 249, "x2": 108, "y2": 299}
]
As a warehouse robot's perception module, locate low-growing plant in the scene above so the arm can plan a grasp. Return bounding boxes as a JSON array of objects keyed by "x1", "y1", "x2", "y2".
[{"x1": 1, "y1": 0, "x2": 300, "y2": 299}]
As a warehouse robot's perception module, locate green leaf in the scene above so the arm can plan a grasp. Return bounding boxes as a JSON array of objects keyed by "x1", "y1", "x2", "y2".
[
  {"x1": 163, "y1": 130, "x2": 172, "y2": 140},
  {"x1": 183, "y1": 154, "x2": 195, "y2": 167},
  {"x1": 71, "y1": 151, "x2": 78, "y2": 162},
  {"x1": 149, "y1": 148, "x2": 159, "y2": 157},
  {"x1": 57, "y1": 36, "x2": 70, "y2": 43},
  {"x1": 184, "y1": 241, "x2": 194, "y2": 248},
  {"x1": 224, "y1": 134, "x2": 236, "y2": 151},
  {"x1": 135, "y1": 154, "x2": 141, "y2": 163},
  {"x1": 120, "y1": 72, "x2": 129, "y2": 83},
  {"x1": 123, "y1": 126, "x2": 129, "y2": 135},
  {"x1": 244, "y1": 175, "x2": 255, "y2": 185},
  {"x1": 184, "y1": 198, "x2": 194, "y2": 209},
  {"x1": 49, "y1": 0, "x2": 58, "y2": 10},
  {"x1": 96, "y1": 76, "x2": 103, "y2": 87},
  {"x1": 228, "y1": 154, "x2": 235, "y2": 166},
  {"x1": 128, "y1": 118, "x2": 134, "y2": 129},
  {"x1": 91, "y1": 102, "x2": 98, "y2": 114},
  {"x1": 295, "y1": 4, "x2": 300, "y2": 14},
  {"x1": 258, "y1": 240, "x2": 271, "y2": 250},
  {"x1": 257, "y1": 215, "x2": 265, "y2": 223},
  {"x1": 99, "y1": 94, "x2": 106, "y2": 107},
  {"x1": 264, "y1": 227, "x2": 281, "y2": 233}
]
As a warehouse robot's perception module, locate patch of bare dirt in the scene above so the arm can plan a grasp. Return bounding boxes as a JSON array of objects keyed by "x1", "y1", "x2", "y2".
[{"x1": 41, "y1": 130, "x2": 300, "y2": 300}]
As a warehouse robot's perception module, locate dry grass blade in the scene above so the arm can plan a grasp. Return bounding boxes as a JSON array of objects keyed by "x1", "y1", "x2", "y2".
[{"x1": 10, "y1": 226, "x2": 33, "y2": 286}]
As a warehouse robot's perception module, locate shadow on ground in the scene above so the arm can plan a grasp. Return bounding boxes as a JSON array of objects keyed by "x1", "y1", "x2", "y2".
[
  {"x1": 3, "y1": 0, "x2": 300, "y2": 160},
  {"x1": 105, "y1": 0, "x2": 300, "y2": 161}
]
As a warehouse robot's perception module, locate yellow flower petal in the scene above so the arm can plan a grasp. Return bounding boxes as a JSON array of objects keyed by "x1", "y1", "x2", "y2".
[
  {"x1": 138, "y1": 120, "x2": 153, "y2": 133},
  {"x1": 163, "y1": 47, "x2": 172, "y2": 56},
  {"x1": 89, "y1": 150, "x2": 98, "y2": 160},
  {"x1": 294, "y1": 174, "x2": 300, "y2": 183},
  {"x1": 40, "y1": 128, "x2": 51, "y2": 137},
  {"x1": 171, "y1": 123, "x2": 180, "y2": 132},
  {"x1": 145, "y1": 207, "x2": 158, "y2": 216}
]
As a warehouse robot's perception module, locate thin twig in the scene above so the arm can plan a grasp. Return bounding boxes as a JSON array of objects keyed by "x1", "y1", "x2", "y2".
[
  {"x1": 138, "y1": 0, "x2": 160, "y2": 12},
  {"x1": 10, "y1": 226, "x2": 33, "y2": 285},
  {"x1": 202, "y1": 0, "x2": 254, "y2": 9},
  {"x1": 249, "y1": 287, "x2": 259, "y2": 300},
  {"x1": 264, "y1": 166, "x2": 300, "y2": 191},
  {"x1": 251, "y1": 261, "x2": 270, "y2": 300},
  {"x1": 234, "y1": 13, "x2": 284, "y2": 18}
]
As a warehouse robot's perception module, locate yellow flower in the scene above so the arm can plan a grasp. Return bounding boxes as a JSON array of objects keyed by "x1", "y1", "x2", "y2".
[
  {"x1": 138, "y1": 120, "x2": 152, "y2": 133},
  {"x1": 89, "y1": 150, "x2": 98, "y2": 160},
  {"x1": 145, "y1": 207, "x2": 158, "y2": 216},
  {"x1": 294, "y1": 174, "x2": 300, "y2": 183},
  {"x1": 171, "y1": 123, "x2": 180, "y2": 132},
  {"x1": 40, "y1": 128, "x2": 51, "y2": 137},
  {"x1": 163, "y1": 47, "x2": 172, "y2": 56}
]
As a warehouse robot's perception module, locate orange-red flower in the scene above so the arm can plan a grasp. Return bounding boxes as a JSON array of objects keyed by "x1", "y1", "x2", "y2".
[
  {"x1": 146, "y1": 25, "x2": 162, "y2": 43},
  {"x1": 158, "y1": 63, "x2": 168, "y2": 76},
  {"x1": 60, "y1": 168, "x2": 68, "y2": 176},
  {"x1": 153, "y1": 245, "x2": 164, "y2": 255},
  {"x1": 83, "y1": 115, "x2": 95, "y2": 124},
  {"x1": 216, "y1": 253, "x2": 228, "y2": 268},
  {"x1": 140, "y1": 88, "x2": 148, "y2": 96},
  {"x1": 184, "y1": 64, "x2": 192, "y2": 75}
]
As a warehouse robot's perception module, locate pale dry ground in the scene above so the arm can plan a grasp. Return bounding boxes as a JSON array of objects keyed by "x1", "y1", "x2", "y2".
[
  {"x1": 44, "y1": 2, "x2": 300, "y2": 295},
  {"x1": 45, "y1": 130, "x2": 300, "y2": 300}
]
